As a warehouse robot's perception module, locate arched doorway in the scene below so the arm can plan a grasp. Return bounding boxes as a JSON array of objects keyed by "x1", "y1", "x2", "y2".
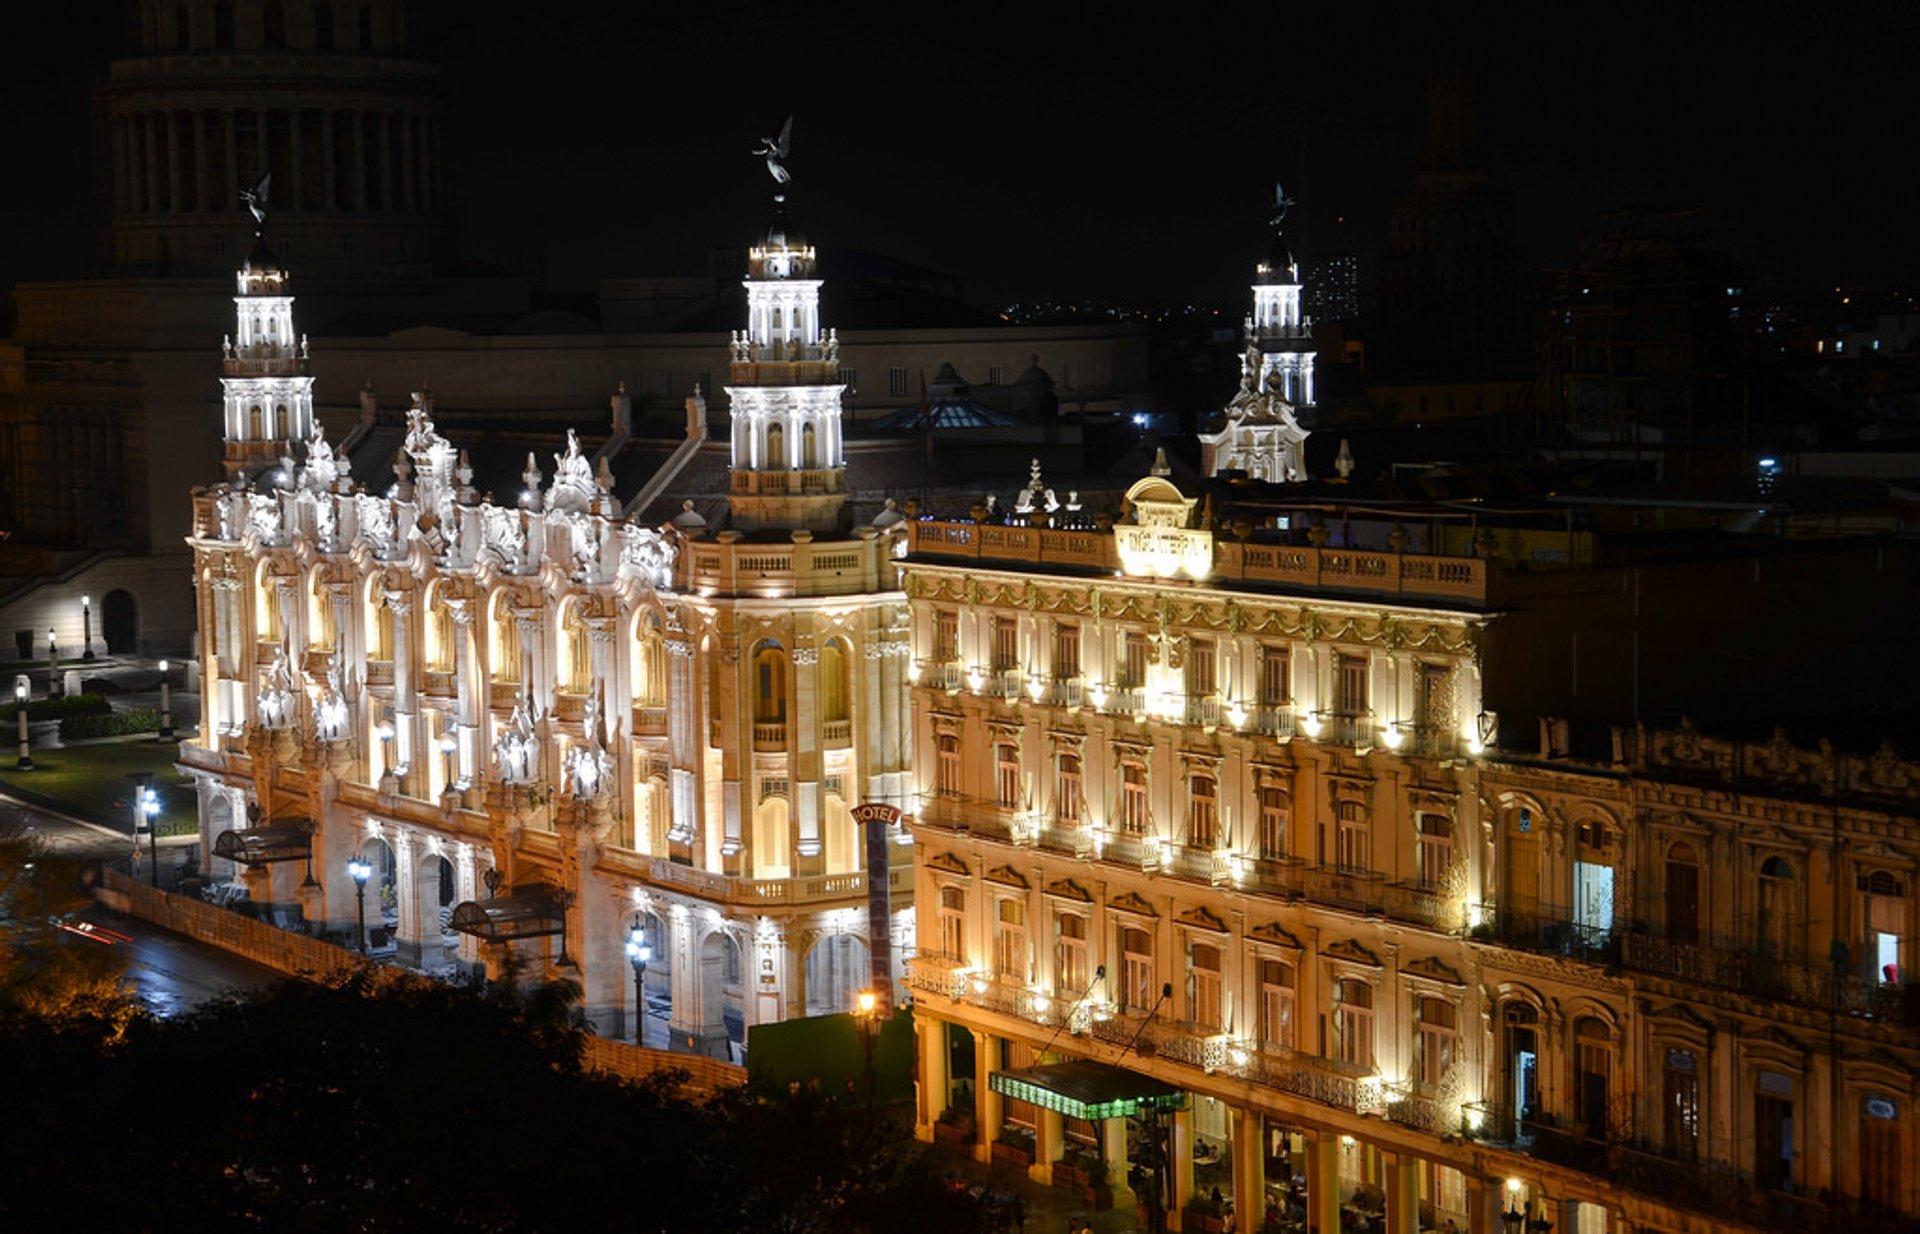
[
  {"x1": 102, "y1": 589, "x2": 138, "y2": 654},
  {"x1": 804, "y1": 932, "x2": 870, "y2": 1018},
  {"x1": 638, "y1": 910, "x2": 670, "y2": 1048},
  {"x1": 353, "y1": 837, "x2": 398, "y2": 951}
]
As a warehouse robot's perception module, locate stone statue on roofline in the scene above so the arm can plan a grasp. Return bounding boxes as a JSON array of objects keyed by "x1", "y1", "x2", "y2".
[{"x1": 546, "y1": 429, "x2": 595, "y2": 515}]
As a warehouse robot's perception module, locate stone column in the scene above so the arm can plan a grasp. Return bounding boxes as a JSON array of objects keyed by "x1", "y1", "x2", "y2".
[
  {"x1": 387, "y1": 590, "x2": 417, "y2": 792},
  {"x1": 448, "y1": 598, "x2": 478, "y2": 795},
  {"x1": 794, "y1": 637, "x2": 821, "y2": 866},
  {"x1": 1171, "y1": 1105, "x2": 1196, "y2": 1224},
  {"x1": 1385, "y1": 1152, "x2": 1420, "y2": 1234},
  {"x1": 575, "y1": 867, "x2": 623, "y2": 1042},
  {"x1": 1033, "y1": 1106, "x2": 1063, "y2": 1185},
  {"x1": 915, "y1": 1012, "x2": 949, "y2": 1140},
  {"x1": 1232, "y1": 1107, "x2": 1264, "y2": 1233},
  {"x1": 973, "y1": 1029, "x2": 1001, "y2": 1163},
  {"x1": 390, "y1": 828, "x2": 426, "y2": 968},
  {"x1": 452, "y1": 841, "x2": 480, "y2": 974},
  {"x1": 1304, "y1": 1133, "x2": 1340, "y2": 1234},
  {"x1": 666, "y1": 905, "x2": 701, "y2": 1054},
  {"x1": 1103, "y1": 1117, "x2": 1134, "y2": 1206}
]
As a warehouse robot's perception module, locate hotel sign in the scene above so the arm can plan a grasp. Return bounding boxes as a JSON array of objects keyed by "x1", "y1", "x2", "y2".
[{"x1": 1115, "y1": 523, "x2": 1214, "y2": 579}]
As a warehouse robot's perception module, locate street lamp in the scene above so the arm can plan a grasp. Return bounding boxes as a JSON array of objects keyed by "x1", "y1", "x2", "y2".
[
  {"x1": 139, "y1": 783, "x2": 161, "y2": 888},
  {"x1": 14, "y1": 677, "x2": 32, "y2": 771},
  {"x1": 374, "y1": 721, "x2": 396, "y2": 787},
  {"x1": 81, "y1": 594, "x2": 94, "y2": 661},
  {"x1": 347, "y1": 858, "x2": 373, "y2": 954},
  {"x1": 625, "y1": 915, "x2": 652, "y2": 1045},
  {"x1": 157, "y1": 660, "x2": 174, "y2": 740},
  {"x1": 47, "y1": 627, "x2": 59, "y2": 699},
  {"x1": 853, "y1": 987, "x2": 880, "y2": 1106},
  {"x1": 437, "y1": 729, "x2": 458, "y2": 793}
]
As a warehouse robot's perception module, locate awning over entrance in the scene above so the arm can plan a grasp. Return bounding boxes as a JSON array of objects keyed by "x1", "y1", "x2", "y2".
[
  {"x1": 990, "y1": 1059, "x2": 1188, "y2": 1121},
  {"x1": 212, "y1": 823, "x2": 314, "y2": 865},
  {"x1": 448, "y1": 892, "x2": 567, "y2": 943}
]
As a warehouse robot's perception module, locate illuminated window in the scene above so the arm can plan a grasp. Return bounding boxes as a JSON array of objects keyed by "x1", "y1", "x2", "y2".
[
  {"x1": 1418, "y1": 997, "x2": 1457, "y2": 1088},
  {"x1": 1260, "y1": 645, "x2": 1291, "y2": 705},
  {"x1": 1335, "y1": 653, "x2": 1369, "y2": 716},
  {"x1": 1186, "y1": 637, "x2": 1216, "y2": 697},
  {"x1": 1259, "y1": 787, "x2": 1289, "y2": 859},
  {"x1": 1057, "y1": 914, "x2": 1088, "y2": 992},
  {"x1": 995, "y1": 898, "x2": 1027, "y2": 982},
  {"x1": 933, "y1": 610, "x2": 958, "y2": 663},
  {"x1": 1052, "y1": 622, "x2": 1080, "y2": 679},
  {"x1": 1187, "y1": 773, "x2": 1218, "y2": 848},
  {"x1": 1259, "y1": 959, "x2": 1295, "y2": 1048},
  {"x1": 990, "y1": 615, "x2": 1019, "y2": 672},
  {"x1": 938, "y1": 886, "x2": 966, "y2": 961},
  {"x1": 1336, "y1": 800, "x2": 1369, "y2": 873},
  {"x1": 1053, "y1": 753, "x2": 1083, "y2": 822},
  {"x1": 490, "y1": 596, "x2": 519, "y2": 683},
  {"x1": 753, "y1": 643, "x2": 788, "y2": 723},
  {"x1": 1664, "y1": 1048, "x2": 1699, "y2": 1159},
  {"x1": 1418, "y1": 812, "x2": 1454, "y2": 889},
  {"x1": 935, "y1": 735, "x2": 962, "y2": 798},
  {"x1": 1119, "y1": 630, "x2": 1148, "y2": 689},
  {"x1": 1335, "y1": 978, "x2": 1374, "y2": 1069},
  {"x1": 1120, "y1": 927, "x2": 1154, "y2": 1011},
  {"x1": 1189, "y1": 942, "x2": 1222, "y2": 1029},
  {"x1": 819, "y1": 640, "x2": 848, "y2": 723},
  {"x1": 1119, "y1": 762, "x2": 1150, "y2": 835},
  {"x1": 995, "y1": 743, "x2": 1021, "y2": 810},
  {"x1": 1757, "y1": 855, "x2": 1796, "y2": 957}
]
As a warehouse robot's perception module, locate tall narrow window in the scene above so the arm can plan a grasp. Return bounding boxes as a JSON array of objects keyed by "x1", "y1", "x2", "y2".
[
  {"x1": 1574, "y1": 819, "x2": 1616, "y2": 946},
  {"x1": 1054, "y1": 753, "x2": 1083, "y2": 823},
  {"x1": 938, "y1": 886, "x2": 966, "y2": 961},
  {"x1": 1666, "y1": 841, "x2": 1701, "y2": 945},
  {"x1": 1663, "y1": 1049, "x2": 1700, "y2": 1159},
  {"x1": 1574, "y1": 1017, "x2": 1613, "y2": 1136},
  {"x1": 819, "y1": 640, "x2": 848, "y2": 723},
  {"x1": 1189, "y1": 942, "x2": 1222, "y2": 1030},
  {"x1": 1120, "y1": 761, "x2": 1150, "y2": 834},
  {"x1": 1259, "y1": 959, "x2": 1295, "y2": 1048},
  {"x1": 753, "y1": 644, "x2": 788, "y2": 723},
  {"x1": 1260, "y1": 645, "x2": 1291, "y2": 705},
  {"x1": 1187, "y1": 637, "x2": 1217, "y2": 697},
  {"x1": 1755, "y1": 1072, "x2": 1796, "y2": 1192},
  {"x1": 995, "y1": 742, "x2": 1022, "y2": 810},
  {"x1": 1335, "y1": 979, "x2": 1374, "y2": 1069},
  {"x1": 1336, "y1": 800, "x2": 1369, "y2": 873},
  {"x1": 933, "y1": 610, "x2": 958, "y2": 663},
  {"x1": 1862, "y1": 869, "x2": 1907, "y2": 983},
  {"x1": 1053, "y1": 622, "x2": 1080, "y2": 680},
  {"x1": 1756, "y1": 856, "x2": 1796, "y2": 957},
  {"x1": 1121, "y1": 927, "x2": 1154, "y2": 1011},
  {"x1": 995, "y1": 898, "x2": 1027, "y2": 982},
  {"x1": 990, "y1": 615, "x2": 1019, "y2": 672},
  {"x1": 1259, "y1": 787, "x2": 1289, "y2": 860},
  {"x1": 490, "y1": 600, "x2": 519, "y2": 683},
  {"x1": 1187, "y1": 773, "x2": 1218, "y2": 848},
  {"x1": 1057, "y1": 914, "x2": 1088, "y2": 993},
  {"x1": 1335, "y1": 653, "x2": 1370, "y2": 715},
  {"x1": 935, "y1": 735, "x2": 962, "y2": 798},
  {"x1": 1120, "y1": 630, "x2": 1148, "y2": 689},
  {"x1": 1417, "y1": 812, "x2": 1454, "y2": 889},
  {"x1": 1418, "y1": 998, "x2": 1458, "y2": 1088},
  {"x1": 1861, "y1": 1095, "x2": 1901, "y2": 1209}
]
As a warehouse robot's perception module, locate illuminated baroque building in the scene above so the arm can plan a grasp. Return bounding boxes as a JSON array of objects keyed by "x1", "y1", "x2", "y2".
[
  {"x1": 1198, "y1": 210, "x2": 1314, "y2": 484},
  {"x1": 182, "y1": 199, "x2": 913, "y2": 1056},
  {"x1": 901, "y1": 479, "x2": 1920, "y2": 1230}
]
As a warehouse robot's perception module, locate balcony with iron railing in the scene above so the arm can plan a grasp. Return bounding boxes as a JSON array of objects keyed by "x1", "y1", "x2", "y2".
[
  {"x1": 1305, "y1": 709, "x2": 1374, "y2": 749},
  {"x1": 1258, "y1": 702, "x2": 1296, "y2": 740},
  {"x1": 1472, "y1": 898, "x2": 1614, "y2": 964},
  {"x1": 1298, "y1": 863, "x2": 1388, "y2": 914},
  {"x1": 915, "y1": 794, "x2": 1019, "y2": 843},
  {"x1": 1620, "y1": 929, "x2": 1918, "y2": 1022},
  {"x1": 913, "y1": 659, "x2": 963, "y2": 692}
]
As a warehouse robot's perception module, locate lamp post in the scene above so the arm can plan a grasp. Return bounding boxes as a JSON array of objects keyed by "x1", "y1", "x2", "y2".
[
  {"x1": 348, "y1": 858, "x2": 372, "y2": 954},
  {"x1": 437, "y1": 730, "x2": 457, "y2": 794},
  {"x1": 374, "y1": 721, "x2": 396, "y2": 788},
  {"x1": 47, "y1": 628, "x2": 59, "y2": 699},
  {"x1": 14, "y1": 678, "x2": 32, "y2": 771},
  {"x1": 138, "y1": 783, "x2": 161, "y2": 888},
  {"x1": 625, "y1": 915, "x2": 652, "y2": 1045},
  {"x1": 853, "y1": 987, "x2": 880, "y2": 1107},
  {"x1": 81, "y1": 594, "x2": 94, "y2": 661},
  {"x1": 157, "y1": 660, "x2": 174, "y2": 739}
]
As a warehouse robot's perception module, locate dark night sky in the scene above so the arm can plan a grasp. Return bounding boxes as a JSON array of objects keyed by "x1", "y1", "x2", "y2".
[{"x1": 5, "y1": 4, "x2": 1916, "y2": 308}]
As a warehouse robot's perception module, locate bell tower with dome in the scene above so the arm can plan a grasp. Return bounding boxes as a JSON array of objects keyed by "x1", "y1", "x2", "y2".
[
  {"x1": 1199, "y1": 183, "x2": 1316, "y2": 481},
  {"x1": 724, "y1": 126, "x2": 848, "y2": 533},
  {"x1": 220, "y1": 189, "x2": 315, "y2": 479}
]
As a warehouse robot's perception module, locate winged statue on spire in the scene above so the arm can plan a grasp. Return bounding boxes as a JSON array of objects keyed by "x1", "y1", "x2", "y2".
[
  {"x1": 754, "y1": 116, "x2": 794, "y2": 185},
  {"x1": 241, "y1": 172, "x2": 272, "y2": 229},
  {"x1": 1270, "y1": 181, "x2": 1295, "y2": 230}
]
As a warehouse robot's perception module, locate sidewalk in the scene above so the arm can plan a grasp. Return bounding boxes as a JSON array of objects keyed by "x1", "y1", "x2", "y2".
[{"x1": 923, "y1": 1137, "x2": 1150, "y2": 1233}]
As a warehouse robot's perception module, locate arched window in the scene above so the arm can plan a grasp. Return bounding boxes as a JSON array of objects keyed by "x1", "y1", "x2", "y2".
[
  {"x1": 256, "y1": 573, "x2": 282, "y2": 641},
  {"x1": 802, "y1": 421, "x2": 818, "y2": 469},
  {"x1": 425, "y1": 593, "x2": 453, "y2": 673},
  {"x1": 1573, "y1": 1017, "x2": 1612, "y2": 1134},
  {"x1": 1666, "y1": 841, "x2": 1700, "y2": 945},
  {"x1": 819, "y1": 639, "x2": 848, "y2": 723},
  {"x1": 632, "y1": 616, "x2": 665, "y2": 707},
  {"x1": 1187, "y1": 773, "x2": 1218, "y2": 848},
  {"x1": 1418, "y1": 997, "x2": 1458, "y2": 1088},
  {"x1": 1189, "y1": 942, "x2": 1222, "y2": 1029},
  {"x1": 752, "y1": 643, "x2": 788, "y2": 723},
  {"x1": 308, "y1": 577, "x2": 336, "y2": 651},
  {"x1": 1508, "y1": 805, "x2": 1541, "y2": 909},
  {"x1": 765, "y1": 421, "x2": 785, "y2": 469},
  {"x1": 1574, "y1": 818, "x2": 1616, "y2": 946},
  {"x1": 1259, "y1": 959, "x2": 1295, "y2": 1048},
  {"x1": 560, "y1": 602, "x2": 590, "y2": 693},
  {"x1": 1335, "y1": 979, "x2": 1374, "y2": 1068},
  {"x1": 365, "y1": 588, "x2": 392, "y2": 661}
]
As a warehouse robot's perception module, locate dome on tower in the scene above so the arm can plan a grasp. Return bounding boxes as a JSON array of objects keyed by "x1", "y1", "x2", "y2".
[
  {"x1": 749, "y1": 196, "x2": 817, "y2": 279},
  {"x1": 1256, "y1": 230, "x2": 1299, "y2": 285}
]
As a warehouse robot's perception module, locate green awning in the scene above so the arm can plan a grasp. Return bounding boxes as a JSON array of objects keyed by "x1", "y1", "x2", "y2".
[{"x1": 990, "y1": 1059, "x2": 1188, "y2": 1121}]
